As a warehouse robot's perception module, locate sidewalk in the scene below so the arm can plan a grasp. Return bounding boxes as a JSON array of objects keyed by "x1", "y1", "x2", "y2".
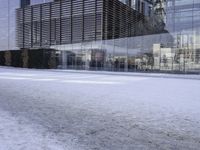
[
  {"x1": 1, "y1": 66, "x2": 200, "y2": 80},
  {"x1": 51, "y1": 69, "x2": 200, "y2": 80}
]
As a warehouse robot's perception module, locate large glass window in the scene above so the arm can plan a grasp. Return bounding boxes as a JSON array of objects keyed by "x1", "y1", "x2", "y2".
[{"x1": 53, "y1": 0, "x2": 200, "y2": 73}]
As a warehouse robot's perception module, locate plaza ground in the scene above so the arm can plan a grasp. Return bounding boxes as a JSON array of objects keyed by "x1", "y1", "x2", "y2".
[{"x1": 0, "y1": 67, "x2": 200, "y2": 150}]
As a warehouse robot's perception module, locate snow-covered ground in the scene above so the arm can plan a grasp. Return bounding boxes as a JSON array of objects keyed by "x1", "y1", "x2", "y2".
[{"x1": 0, "y1": 67, "x2": 200, "y2": 150}]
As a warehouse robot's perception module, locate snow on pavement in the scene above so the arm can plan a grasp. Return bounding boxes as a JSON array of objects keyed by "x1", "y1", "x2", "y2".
[
  {"x1": 0, "y1": 110, "x2": 84, "y2": 150},
  {"x1": 0, "y1": 67, "x2": 200, "y2": 150}
]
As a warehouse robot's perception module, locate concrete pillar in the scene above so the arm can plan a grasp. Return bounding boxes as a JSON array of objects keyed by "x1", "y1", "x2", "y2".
[
  {"x1": 62, "y1": 51, "x2": 67, "y2": 69},
  {"x1": 21, "y1": 49, "x2": 29, "y2": 68},
  {"x1": 4, "y1": 51, "x2": 11, "y2": 66}
]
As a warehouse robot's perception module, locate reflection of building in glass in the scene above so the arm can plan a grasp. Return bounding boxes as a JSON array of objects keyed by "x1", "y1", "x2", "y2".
[{"x1": 0, "y1": 0, "x2": 200, "y2": 73}]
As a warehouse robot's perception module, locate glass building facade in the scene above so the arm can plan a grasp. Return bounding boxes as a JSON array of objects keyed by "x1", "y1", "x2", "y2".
[
  {"x1": 51, "y1": 0, "x2": 200, "y2": 73},
  {"x1": 1, "y1": 0, "x2": 200, "y2": 73}
]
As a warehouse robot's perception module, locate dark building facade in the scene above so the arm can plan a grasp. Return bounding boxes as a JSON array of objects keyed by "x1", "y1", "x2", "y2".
[
  {"x1": 16, "y1": 0, "x2": 162, "y2": 49},
  {"x1": 21, "y1": 0, "x2": 30, "y2": 7}
]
